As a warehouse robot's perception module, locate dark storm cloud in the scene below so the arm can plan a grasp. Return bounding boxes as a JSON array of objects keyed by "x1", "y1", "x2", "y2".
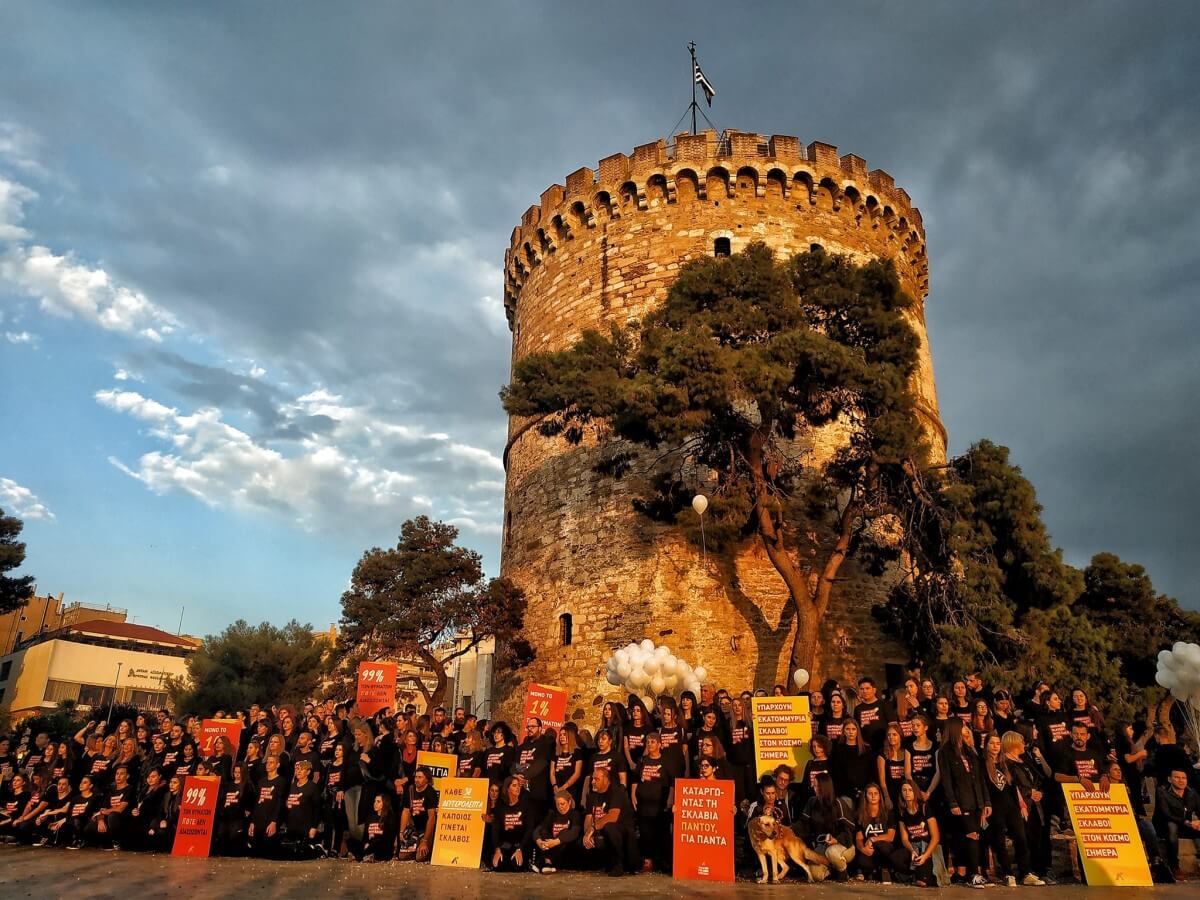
[{"x1": 2, "y1": 2, "x2": 1197, "y2": 602}]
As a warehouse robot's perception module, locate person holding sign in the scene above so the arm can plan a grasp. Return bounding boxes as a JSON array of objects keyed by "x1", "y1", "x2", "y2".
[
  {"x1": 1152, "y1": 769, "x2": 1200, "y2": 879},
  {"x1": 532, "y1": 789, "x2": 582, "y2": 873},
  {"x1": 1054, "y1": 722, "x2": 1109, "y2": 793},
  {"x1": 581, "y1": 766, "x2": 640, "y2": 876}
]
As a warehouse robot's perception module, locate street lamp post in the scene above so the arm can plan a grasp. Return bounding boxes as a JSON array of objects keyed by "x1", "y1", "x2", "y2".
[{"x1": 107, "y1": 662, "x2": 123, "y2": 726}]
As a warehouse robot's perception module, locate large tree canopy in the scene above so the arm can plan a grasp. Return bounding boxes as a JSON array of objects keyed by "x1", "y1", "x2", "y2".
[
  {"x1": 502, "y1": 243, "x2": 930, "y2": 672},
  {"x1": 337, "y1": 516, "x2": 530, "y2": 709},
  {"x1": 0, "y1": 507, "x2": 35, "y2": 615},
  {"x1": 883, "y1": 439, "x2": 1198, "y2": 718},
  {"x1": 168, "y1": 619, "x2": 330, "y2": 714}
]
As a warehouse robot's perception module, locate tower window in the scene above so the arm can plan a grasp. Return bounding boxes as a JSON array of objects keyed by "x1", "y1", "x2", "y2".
[
  {"x1": 559, "y1": 613, "x2": 573, "y2": 646},
  {"x1": 713, "y1": 237, "x2": 731, "y2": 258}
]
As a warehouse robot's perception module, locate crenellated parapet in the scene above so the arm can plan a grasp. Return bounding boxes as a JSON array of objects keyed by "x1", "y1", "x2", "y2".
[{"x1": 503, "y1": 129, "x2": 928, "y2": 321}]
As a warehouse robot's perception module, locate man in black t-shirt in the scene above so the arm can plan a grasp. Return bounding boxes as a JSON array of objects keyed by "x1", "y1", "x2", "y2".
[
  {"x1": 1054, "y1": 723, "x2": 1108, "y2": 793},
  {"x1": 582, "y1": 766, "x2": 640, "y2": 876},
  {"x1": 249, "y1": 754, "x2": 287, "y2": 857},
  {"x1": 400, "y1": 766, "x2": 440, "y2": 862},
  {"x1": 89, "y1": 764, "x2": 134, "y2": 849},
  {"x1": 854, "y1": 677, "x2": 894, "y2": 751},
  {"x1": 516, "y1": 718, "x2": 554, "y2": 821},
  {"x1": 631, "y1": 733, "x2": 678, "y2": 871}
]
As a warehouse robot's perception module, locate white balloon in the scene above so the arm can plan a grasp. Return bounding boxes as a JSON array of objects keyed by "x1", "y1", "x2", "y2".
[
  {"x1": 640, "y1": 639, "x2": 655, "y2": 653},
  {"x1": 688, "y1": 681, "x2": 702, "y2": 695},
  {"x1": 643, "y1": 656, "x2": 660, "y2": 676},
  {"x1": 650, "y1": 675, "x2": 666, "y2": 695},
  {"x1": 655, "y1": 645, "x2": 670, "y2": 658},
  {"x1": 664, "y1": 674, "x2": 678, "y2": 691},
  {"x1": 1157, "y1": 669, "x2": 1175, "y2": 689},
  {"x1": 614, "y1": 650, "x2": 629, "y2": 666},
  {"x1": 633, "y1": 668, "x2": 650, "y2": 689},
  {"x1": 1174, "y1": 641, "x2": 1189, "y2": 655},
  {"x1": 641, "y1": 694, "x2": 656, "y2": 712},
  {"x1": 793, "y1": 668, "x2": 810, "y2": 689},
  {"x1": 606, "y1": 670, "x2": 623, "y2": 686},
  {"x1": 1171, "y1": 684, "x2": 1188, "y2": 700},
  {"x1": 694, "y1": 666, "x2": 708, "y2": 683},
  {"x1": 661, "y1": 657, "x2": 677, "y2": 676},
  {"x1": 692, "y1": 494, "x2": 708, "y2": 515},
  {"x1": 1158, "y1": 649, "x2": 1175, "y2": 666},
  {"x1": 617, "y1": 662, "x2": 632, "y2": 680}
]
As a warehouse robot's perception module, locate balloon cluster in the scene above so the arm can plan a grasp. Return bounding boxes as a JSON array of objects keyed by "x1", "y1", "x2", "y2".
[
  {"x1": 1156, "y1": 642, "x2": 1200, "y2": 702},
  {"x1": 605, "y1": 639, "x2": 707, "y2": 711},
  {"x1": 1156, "y1": 642, "x2": 1200, "y2": 749}
]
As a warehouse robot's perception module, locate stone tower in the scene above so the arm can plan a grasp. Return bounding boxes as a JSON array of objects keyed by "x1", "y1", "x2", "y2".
[{"x1": 496, "y1": 130, "x2": 945, "y2": 725}]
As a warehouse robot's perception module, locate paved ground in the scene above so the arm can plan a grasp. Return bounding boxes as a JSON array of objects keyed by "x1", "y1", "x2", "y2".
[{"x1": 0, "y1": 846, "x2": 1191, "y2": 899}]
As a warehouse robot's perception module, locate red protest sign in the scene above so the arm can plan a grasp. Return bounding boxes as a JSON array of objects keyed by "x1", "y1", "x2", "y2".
[
  {"x1": 673, "y1": 778, "x2": 735, "y2": 882},
  {"x1": 198, "y1": 718, "x2": 242, "y2": 756},
  {"x1": 356, "y1": 661, "x2": 398, "y2": 717},
  {"x1": 171, "y1": 775, "x2": 220, "y2": 857},
  {"x1": 521, "y1": 683, "x2": 567, "y2": 734}
]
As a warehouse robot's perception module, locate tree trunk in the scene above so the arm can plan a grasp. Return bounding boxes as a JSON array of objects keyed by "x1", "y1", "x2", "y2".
[{"x1": 789, "y1": 600, "x2": 823, "y2": 677}]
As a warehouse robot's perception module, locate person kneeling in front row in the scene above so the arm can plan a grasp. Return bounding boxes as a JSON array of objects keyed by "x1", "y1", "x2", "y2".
[
  {"x1": 532, "y1": 789, "x2": 582, "y2": 873},
  {"x1": 582, "y1": 766, "x2": 641, "y2": 876}
]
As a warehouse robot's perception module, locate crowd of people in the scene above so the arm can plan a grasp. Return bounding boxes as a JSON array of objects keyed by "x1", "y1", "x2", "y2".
[{"x1": 0, "y1": 672, "x2": 1198, "y2": 886}]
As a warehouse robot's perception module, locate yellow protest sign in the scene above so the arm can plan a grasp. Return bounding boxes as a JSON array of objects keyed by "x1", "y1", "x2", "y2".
[
  {"x1": 1063, "y1": 783, "x2": 1152, "y2": 886},
  {"x1": 431, "y1": 777, "x2": 488, "y2": 868},
  {"x1": 751, "y1": 696, "x2": 812, "y2": 778},
  {"x1": 417, "y1": 750, "x2": 458, "y2": 790}
]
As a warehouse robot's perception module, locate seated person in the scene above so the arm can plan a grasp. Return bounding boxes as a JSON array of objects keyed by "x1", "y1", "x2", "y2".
[
  {"x1": 1152, "y1": 768, "x2": 1200, "y2": 878},
  {"x1": 582, "y1": 765, "x2": 640, "y2": 876},
  {"x1": 532, "y1": 789, "x2": 582, "y2": 872}
]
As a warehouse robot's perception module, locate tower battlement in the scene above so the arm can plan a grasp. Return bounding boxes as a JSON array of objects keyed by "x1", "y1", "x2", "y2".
[{"x1": 504, "y1": 130, "x2": 927, "y2": 324}]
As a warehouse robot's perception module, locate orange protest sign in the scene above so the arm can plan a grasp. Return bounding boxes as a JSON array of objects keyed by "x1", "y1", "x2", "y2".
[
  {"x1": 198, "y1": 718, "x2": 242, "y2": 756},
  {"x1": 431, "y1": 777, "x2": 488, "y2": 868},
  {"x1": 1063, "y1": 783, "x2": 1153, "y2": 886},
  {"x1": 521, "y1": 683, "x2": 567, "y2": 733},
  {"x1": 673, "y1": 778, "x2": 735, "y2": 882},
  {"x1": 356, "y1": 661, "x2": 398, "y2": 717},
  {"x1": 171, "y1": 775, "x2": 220, "y2": 857},
  {"x1": 416, "y1": 750, "x2": 458, "y2": 790}
]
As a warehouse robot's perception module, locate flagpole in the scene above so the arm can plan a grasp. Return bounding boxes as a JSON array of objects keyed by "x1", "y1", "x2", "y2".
[{"x1": 689, "y1": 41, "x2": 698, "y2": 135}]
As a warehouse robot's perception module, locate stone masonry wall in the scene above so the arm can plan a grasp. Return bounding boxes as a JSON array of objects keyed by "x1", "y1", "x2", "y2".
[{"x1": 496, "y1": 130, "x2": 946, "y2": 726}]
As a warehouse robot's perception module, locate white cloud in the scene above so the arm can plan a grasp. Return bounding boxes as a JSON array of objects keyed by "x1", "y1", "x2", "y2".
[
  {"x1": 0, "y1": 176, "x2": 36, "y2": 240},
  {"x1": 0, "y1": 477, "x2": 54, "y2": 521},
  {"x1": 0, "y1": 123, "x2": 46, "y2": 177},
  {"x1": 114, "y1": 367, "x2": 144, "y2": 382},
  {"x1": 97, "y1": 383, "x2": 505, "y2": 538},
  {"x1": 1, "y1": 245, "x2": 178, "y2": 341},
  {"x1": 4, "y1": 330, "x2": 37, "y2": 346}
]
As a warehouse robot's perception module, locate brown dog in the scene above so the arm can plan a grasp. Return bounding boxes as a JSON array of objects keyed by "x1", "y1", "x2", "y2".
[{"x1": 747, "y1": 815, "x2": 830, "y2": 883}]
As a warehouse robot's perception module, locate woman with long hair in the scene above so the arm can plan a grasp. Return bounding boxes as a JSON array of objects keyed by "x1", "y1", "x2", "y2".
[
  {"x1": 800, "y1": 735, "x2": 834, "y2": 806},
  {"x1": 457, "y1": 729, "x2": 486, "y2": 779},
  {"x1": 908, "y1": 715, "x2": 941, "y2": 804},
  {"x1": 819, "y1": 690, "x2": 850, "y2": 742},
  {"x1": 552, "y1": 727, "x2": 585, "y2": 803},
  {"x1": 877, "y1": 723, "x2": 911, "y2": 807},
  {"x1": 206, "y1": 735, "x2": 233, "y2": 781},
  {"x1": 969, "y1": 699, "x2": 994, "y2": 754},
  {"x1": 1068, "y1": 688, "x2": 1106, "y2": 749},
  {"x1": 359, "y1": 791, "x2": 397, "y2": 862},
  {"x1": 623, "y1": 698, "x2": 651, "y2": 769},
  {"x1": 990, "y1": 731, "x2": 1043, "y2": 885},
  {"x1": 1113, "y1": 719, "x2": 1152, "y2": 817},
  {"x1": 656, "y1": 699, "x2": 689, "y2": 777},
  {"x1": 931, "y1": 695, "x2": 953, "y2": 745},
  {"x1": 724, "y1": 696, "x2": 755, "y2": 804},
  {"x1": 919, "y1": 679, "x2": 939, "y2": 718},
  {"x1": 936, "y1": 718, "x2": 989, "y2": 887},
  {"x1": 1007, "y1": 727, "x2": 1056, "y2": 884},
  {"x1": 832, "y1": 720, "x2": 876, "y2": 803},
  {"x1": 897, "y1": 778, "x2": 941, "y2": 887},
  {"x1": 855, "y1": 782, "x2": 904, "y2": 882},
  {"x1": 491, "y1": 774, "x2": 534, "y2": 871},
  {"x1": 799, "y1": 771, "x2": 856, "y2": 878},
  {"x1": 949, "y1": 681, "x2": 973, "y2": 723}
]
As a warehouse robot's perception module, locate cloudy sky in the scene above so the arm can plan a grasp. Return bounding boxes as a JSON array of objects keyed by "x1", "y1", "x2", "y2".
[{"x1": 1, "y1": 2, "x2": 1196, "y2": 636}]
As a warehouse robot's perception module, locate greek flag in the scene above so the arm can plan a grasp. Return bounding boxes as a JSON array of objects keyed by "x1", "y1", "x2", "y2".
[{"x1": 694, "y1": 59, "x2": 715, "y2": 106}]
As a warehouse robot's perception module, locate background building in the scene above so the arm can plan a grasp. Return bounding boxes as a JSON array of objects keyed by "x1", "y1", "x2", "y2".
[
  {"x1": 0, "y1": 610, "x2": 199, "y2": 723},
  {"x1": 0, "y1": 592, "x2": 128, "y2": 656},
  {"x1": 498, "y1": 130, "x2": 944, "y2": 724}
]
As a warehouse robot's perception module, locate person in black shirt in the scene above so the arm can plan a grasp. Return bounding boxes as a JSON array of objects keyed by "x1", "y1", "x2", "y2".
[
  {"x1": 146, "y1": 774, "x2": 183, "y2": 852},
  {"x1": 631, "y1": 732, "x2": 676, "y2": 872},
  {"x1": 88, "y1": 764, "x2": 134, "y2": 849},
  {"x1": 854, "y1": 782, "x2": 904, "y2": 882},
  {"x1": 485, "y1": 722, "x2": 516, "y2": 784},
  {"x1": 249, "y1": 754, "x2": 287, "y2": 858},
  {"x1": 215, "y1": 761, "x2": 251, "y2": 856},
  {"x1": 623, "y1": 699, "x2": 652, "y2": 770},
  {"x1": 360, "y1": 792, "x2": 397, "y2": 862},
  {"x1": 532, "y1": 789, "x2": 583, "y2": 872},
  {"x1": 0, "y1": 773, "x2": 30, "y2": 832},
  {"x1": 58, "y1": 775, "x2": 101, "y2": 850},
  {"x1": 799, "y1": 772, "x2": 856, "y2": 878},
  {"x1": 282, "y1": 759, "x2": 323, "y2": 859},
  {"x1": 552, "y1": 728, "x2": 586, "y2": 804},
  {"x1": 908, "y1": 716, "x2": 940, "y2": 803},
  {"x1": 456, "y1": 730, "x2": 485, "y2": 779},
  {"x1": 582, "y1": 765, "x2": 640, "y2": 876},
  {"x1": 819, "y1": 690, "x2": 851, "y2": 742},
  {"x1": 832, "y1": 720, "x2": 876, "y2": 803},
  {"x1": 896, "y1": 779, "x2": 940, "y2": 886},
  {"x1": 492, "y1": 775, "x2": 534, "y2": 871},
  {"x1": 1054, "y1": 722, "x2": 1108, "y2": 793},
  {"x1": 1152, "y1": 768, "x2": 1200, "y2": 876},
  {"x1": 399, "y1": 766, "x2": 439, "y2": 862},
  {"x1": 854, "y1": 678, "x2": 892, "y2": 751},
  {"x1": 128, "y1": 767, "x2": 166, "y2": 850},
  {"x1": 949, "y1": 681, "x2": 973, "y2": 723},
  {"x1": 516, "y1": 718, "x2": 555, "y2": 823},
  {"x1": 724, "y1": 697, "x2": 755, "y2": 805},
  {"x1": 937, "y1": 718, "x2": 989, "y2": 887}
]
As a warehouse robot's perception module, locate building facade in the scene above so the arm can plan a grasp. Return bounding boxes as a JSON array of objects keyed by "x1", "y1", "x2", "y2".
[
  {"x1": 497, "y1": 130, "x2": 945, "y2": 725},
  {"x1": 0, "y1": 619, "x2": 198, "y2": 722}
]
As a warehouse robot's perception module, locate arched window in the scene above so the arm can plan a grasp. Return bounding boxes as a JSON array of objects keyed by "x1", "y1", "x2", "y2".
[
  {"x1": 559, "y1": 613, "x2": 573, "y2": 646},
  {"x1": 713, "y1": 236, "x2": 731, "y2": 257}
]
